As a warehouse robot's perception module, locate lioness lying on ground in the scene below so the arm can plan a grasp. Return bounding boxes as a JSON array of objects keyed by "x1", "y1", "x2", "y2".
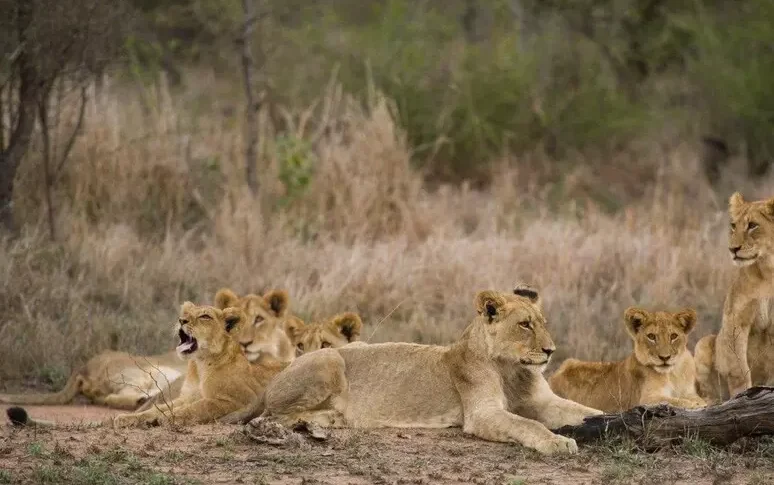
[
  {"x1": 694, "y1": 192, "x2": 774, "y2": 404},
  {"x1": 0, "y1": 348, "x2": 186, "y2": 410},
  {"x1": 233, "y1": 286, "x2": 602, "y2": 455},
  {"x1": 9, "y1": 302, "x2": 282, "y2": 428},
  {"x1": 549, "y1": 307, "x2": 705, "y2": 412}
]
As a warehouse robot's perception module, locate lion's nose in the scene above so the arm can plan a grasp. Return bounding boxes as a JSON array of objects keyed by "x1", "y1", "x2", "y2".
[
  {"x1": 658, "y1": 355, "x2": 670, "y2": 363},
  {"x1": 240, "y1": 341, "x2": 252, "y2": 348},
  {"x1": 178, "y1": 318, "x2": 189, "y2": 325},
  {"x1": 729, "y1": 246, "x2": 741, "y2": 254},
  {"x1": 542, "y1": 348, "x2": 554, "y2": 356}
]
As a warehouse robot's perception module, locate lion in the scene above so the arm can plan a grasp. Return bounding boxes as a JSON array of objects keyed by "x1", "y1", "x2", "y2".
[
  {"x1": 548, "y1": 307, "x2": 706, "y2": 412},
  {"x1": 135, "y1": 288, "x2": 299, "y2": 413},
  {"x1": 288, "y1": 312, "x2": 363, "y2": 356},
  {"x1": 694, "y1": 192, "x2": 774, "y2": 404},
  {"x1": 9, "y1": 302, "x2": 286, "y2": 428},
  {"x1": 0, "y1": 288, "x2": 297, "y2": 412},
  {"x1": 226, "y1": 286, "x2": 602, "y2": 455},
  {"x1": 0, "y1": 348, "x2": 186, "y2": 410}
]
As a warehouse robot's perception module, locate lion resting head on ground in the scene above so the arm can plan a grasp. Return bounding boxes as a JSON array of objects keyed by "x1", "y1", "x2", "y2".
[
  {"x1": 549, "y1": 307, "x2": 705, "y2": 412},
  {"x1": 289, "y1": 312, "x2": 362, "y2": 355},
  {"x1": 234, "y1": 285, "x2": 602, "y2": 455}
]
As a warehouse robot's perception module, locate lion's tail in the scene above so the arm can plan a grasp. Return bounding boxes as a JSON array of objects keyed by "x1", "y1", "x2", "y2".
[
  {"x1": 0, "y1": 369, "x2": 82, "y2": 405},
  {"x1": 6, "y1": 407, "x2": 55, "y2": 427},
  {"x1": 6, "y1": 406, "x2": 103, "y2": 429}
]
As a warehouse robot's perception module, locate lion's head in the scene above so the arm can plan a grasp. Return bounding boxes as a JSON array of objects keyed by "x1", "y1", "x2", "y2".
[
  {"x1": 176, "y1": 302, "x2": 245, "y2": 360},
  {"x1": 624, "y1": 307, "x2": 697, "y2": 373},
  {"x1": 214, "y1": 288, "x2": 296, "y2": 363},
  {"x1": 289, "y1": 312, "x2": 362, "y2": 355},
  {"x1": 728, "y1": 192, "x2": 774, "y2": 267},
  {"x1": 472, "y1": 284, "x2": 555, "y2": 370}
]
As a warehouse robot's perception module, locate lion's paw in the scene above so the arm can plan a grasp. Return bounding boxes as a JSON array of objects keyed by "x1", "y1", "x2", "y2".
[{"x1": 533, "y1": 435, "x2": 578, "y2": 455}]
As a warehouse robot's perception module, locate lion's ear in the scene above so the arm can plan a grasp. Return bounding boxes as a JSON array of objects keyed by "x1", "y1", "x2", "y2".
[
  {"x1": 331, "y1": 313, "x2": 363, "y2": 342},
  {"x1": 214, "y1": 288, "x2": 239, "y2": 310},
  {"x1": 263, "y1": 289, "x2": 289, "y2": 317},
  {"x1": 222, "y1": 307, "x2": 245, "y2": 333},
  {"x1": 284, "y1": 316, "x2": 306, "y2": 342},
  {"x1": 729, "y1": 192, "x2": 745, "y2": 216},
  {"x1": 475, "y1": 291, "x2": 506, "y2": 322},
  {"x1": 180, "y1": 301, "x2": 196, "y2": 314},
  {"x1": 624, "y1": 307, "x2": 649, "y2": 337},
  {"x1": 513, "y1": 283, "x2": 541, "y2": 308},
  {"x1": 675, "y1": 308, "x2": 698, "y2": 334}
]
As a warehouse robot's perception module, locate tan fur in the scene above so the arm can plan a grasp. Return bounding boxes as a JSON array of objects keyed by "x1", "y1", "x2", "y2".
[
  {"x1": 106, "y1": 303, "x2": 286, "y2": 427},
  {"x1": 214, "y1": 288, "x2": 297, "y2": 363},
  {"x1": 134, "y1": 288, "x2": 300, "y2": 413},
  {"x1": 237, "y1": 286, "x2": 602, "y2": 455},
  {"x1": 289, "y1": 312, "x2": 363, "y2": 355},
  {"x1": 549, "y1": 308, "x2": 705, "y2": 412},
  {"x1": 0, "y1": 349, "x2": 186, "y2": 410},
  {"x1": 695, "y1": 192, "x2": 774, "y2": 403}
]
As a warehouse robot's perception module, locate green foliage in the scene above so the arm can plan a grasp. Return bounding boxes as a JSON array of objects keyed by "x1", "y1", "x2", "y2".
[
  {"x1": 686, "y1": 0, "x2": 774, "y2": 168},
  {"x1": 275, "y1": 134, "x2": 316, "y2": 207}
]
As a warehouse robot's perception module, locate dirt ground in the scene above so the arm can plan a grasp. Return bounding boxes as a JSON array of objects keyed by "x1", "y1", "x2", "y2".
[{"x1": 1, "y1": 404, "x2": 774, "y2": 485}]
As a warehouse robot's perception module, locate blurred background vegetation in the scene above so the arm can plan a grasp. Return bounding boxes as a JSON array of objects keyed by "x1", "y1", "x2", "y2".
[
  {"x1": 0, "y1": 0, "x2": 773, "y2": 381},
  {"x1": 126, "y1": 0, "x2": 773, "y2": 181}
]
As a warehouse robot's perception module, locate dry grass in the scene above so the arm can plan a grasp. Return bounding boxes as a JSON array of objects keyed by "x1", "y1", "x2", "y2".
[{"x1": 1, "y1": 74, "x2": 771, "y2": 383}]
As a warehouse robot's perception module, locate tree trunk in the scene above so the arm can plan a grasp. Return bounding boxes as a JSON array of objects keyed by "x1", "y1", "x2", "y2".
[
  {"x1": 0, "y1": 0, "x2": 38, "y2": 234},
  {"x1": 240, "y1": 0, "x2": 259, "y2": 196},
  {"x1": 553, "y1": 386, "x2": 774, "y2": 448}
]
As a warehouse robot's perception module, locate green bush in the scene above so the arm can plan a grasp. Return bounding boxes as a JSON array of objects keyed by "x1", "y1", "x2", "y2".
[{"x1": 687, "y1": 0, "x2": 774, "y2": 170}]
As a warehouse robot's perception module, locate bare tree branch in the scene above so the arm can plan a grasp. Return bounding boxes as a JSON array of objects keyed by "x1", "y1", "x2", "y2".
[{"x1": 54, "y1": 85, "x2": 87, "y2": 179}]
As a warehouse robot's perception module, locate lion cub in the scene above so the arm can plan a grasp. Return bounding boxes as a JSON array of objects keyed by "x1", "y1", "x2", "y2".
[
  {"x1": 289, "y1": 312, "x2": 363, "y2": 356},
  {"x1": 695, "y1": 192, "x2": 774, "y2": 404},
  {"x1": 549, "y1": 307, "x2": 705, "y2": 413}
]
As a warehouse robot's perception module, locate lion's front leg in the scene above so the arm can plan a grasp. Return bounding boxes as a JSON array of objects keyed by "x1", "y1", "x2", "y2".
[
  {"x1": 523, "y1": 378, "x2": 603, "y2": 429},
  {"x1": 155, "y1": 398, "x2": 235, "y2": 426},
  {"x1": 463, "y1": 407, "x2": 578, "y2": 455},
  {"x1": 715, "y1": 322, "x2": 753, "y2": 397}
]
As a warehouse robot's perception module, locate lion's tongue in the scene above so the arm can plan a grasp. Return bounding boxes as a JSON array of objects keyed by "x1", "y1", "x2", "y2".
[{"x1": 177, "y1": 341, "x2": 195, "y2": 353}]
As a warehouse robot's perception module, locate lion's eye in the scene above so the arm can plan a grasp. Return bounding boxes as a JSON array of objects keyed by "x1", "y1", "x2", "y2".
[
  {"x1": 646, "y1": 333, "x2": 657, "y2": 342},
  {"x1": 748, "y1": 222, "x2": 759, "y2": 232},
  {"x1": 199, "y1": 314, "x2": 213, "y2": 320},
  {"x1": 254, "y1": 315, "x2": 265, "y2": 325},
  {"x1": 518, "y1": 321, "x2": 531, "y2": 329},
  {"x1": 296, "y1": 343, "x2": 304, "y2": 351},
  {"x1": 670, "y1": 333, "x2": 678, "y2": 341},
  {"x1": 730, "y1": 222, "x2": 736, "y2": 230},
  {"x1": 321, "y1": 341, "x2": 331, "y2": 348}
]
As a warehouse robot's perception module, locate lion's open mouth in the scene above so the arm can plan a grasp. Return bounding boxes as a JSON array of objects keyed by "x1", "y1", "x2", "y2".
[{"x1": 177, "y1": 328, "x2": 198, "y2": 354}]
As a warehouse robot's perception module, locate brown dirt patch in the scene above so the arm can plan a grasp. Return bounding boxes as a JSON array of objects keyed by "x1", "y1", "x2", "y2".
[{"x1": 1, "y1": 405, "x2": 774, "y2": 484}]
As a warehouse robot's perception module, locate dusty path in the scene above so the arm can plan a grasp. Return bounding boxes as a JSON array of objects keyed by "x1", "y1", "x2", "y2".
[{"x1": 1, "y1": 407, "x2": 774, "y2": 485}]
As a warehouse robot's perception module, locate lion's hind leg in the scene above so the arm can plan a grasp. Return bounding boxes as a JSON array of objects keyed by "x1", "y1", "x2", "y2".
[{"x1": 263, "y1": 349, "x2": 348, "y2": 428}]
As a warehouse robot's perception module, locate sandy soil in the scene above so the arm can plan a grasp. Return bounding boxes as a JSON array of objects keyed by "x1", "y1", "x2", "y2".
[{"x1": 1, "y1": 403, "x2": 774, "y2": 484}]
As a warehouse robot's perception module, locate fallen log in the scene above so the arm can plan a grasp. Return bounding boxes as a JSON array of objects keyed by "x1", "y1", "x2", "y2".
[{"x1": 553, "y1": 386, "x2": 774, "y2": 448}]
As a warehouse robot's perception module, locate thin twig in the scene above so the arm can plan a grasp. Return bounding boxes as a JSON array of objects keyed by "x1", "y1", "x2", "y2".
[{"x1": 366, "y1": 298, "x2": 407, "y2": 343}]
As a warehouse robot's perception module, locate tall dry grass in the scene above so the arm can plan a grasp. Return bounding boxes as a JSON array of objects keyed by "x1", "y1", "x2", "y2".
[{"x1": 0, "y1": 75, "x2": 770, "y2": 386}]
